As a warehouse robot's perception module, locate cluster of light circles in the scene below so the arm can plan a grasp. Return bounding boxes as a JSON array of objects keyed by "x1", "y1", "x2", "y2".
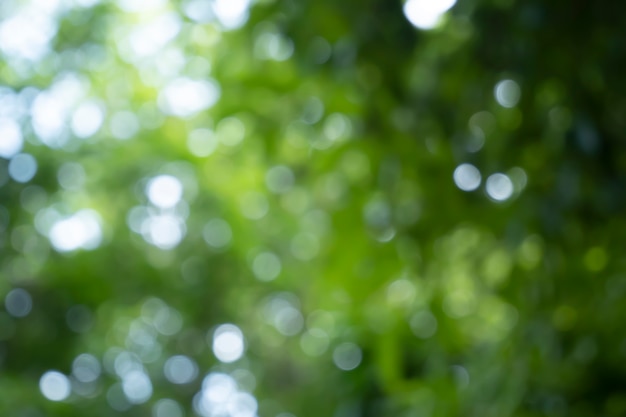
[
  {"x1": 39, "y1": 371, "x2": 71, "y2": 402},
  {"x1": 39, "y1": 354, "x2": 101, "y2": 402},
  {"x1": 212, "y1": 324, "x2": 245, "y2": 363},
  {"x1": 453, "y1": 163, "x2": 525, "y2": 203},
  {"x1": 36, "y1": 294, "x2": 363, "y2": 409},
  {"x1": 4, "y1": 0, "x2": 536, "y2": 413},
  {"x1": 108, "y1": 351, "x2": 154, "y2": 408},
  {"x1": 38, "y1": 298, "x2": 210, "y2": 407},
  {"x1": 182, "y1": 0, "x2": 252, "y2": 29},
  {"x1": 127, "y1": 174, "x2": 188, "y2": 250},
  {"x1": 452, "y1": 78, "x2": 526, "y2": 201},
  {"x1": 194, "y1": 372, "x2": 258, "y2": 417},
  {"x1": 198, "y1": 325, "x2": 258, "y2": 417},
  {"x1": 0, "y1": 117, "x2": 24, "y2": 159},
  {"x1": 34, "y1": 206, "x2": 103, "y2": 253},
  {"x1": 0, "y1": 1, "x2": 61, "y2": 62}
]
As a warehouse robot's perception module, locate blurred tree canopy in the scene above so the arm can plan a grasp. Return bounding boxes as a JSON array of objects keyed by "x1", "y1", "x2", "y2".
[{"x1": 0, "y1": 0, "x2": 625, "y2": 416}]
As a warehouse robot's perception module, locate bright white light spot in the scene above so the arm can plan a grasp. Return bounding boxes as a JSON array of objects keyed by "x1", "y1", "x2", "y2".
[
  {"x1": 0, "y1": 9, "x2": 57, "y2": 61},
  {"x1": 203, "y1": 218, "x2": 232, "y2": 249},
  {"x1": 252, "y1": 251, "x2": 281, "y2": 281},
  {"x1": 71, "y1": 101, "x2": 104, "y2": 138},
  {"x1": 0, "y1": 118, "x2": 23, "y2": 158},
  {"x1": 116, "y1": 0, "x2": 167, "y2": 13},
  {"x1": 188, "y1": 128, "x2": 218, "y2": 157},
  {"x1": 453, "y1": 163, "x2": 481, "y2": 191},
  {"x1": 142, "y1": 214, "x2": 184, "y2": 249},
  {"x1": 202, "y1": 372, "x2": 238, "y2": 404},
  {"x1": 403, "y1": 0, "x2": 457, "y2": 30},
  {"x1": 30, "y1": 0, "x2": 64, "y2": 14},
  {"x1": 49, "y1": 209, "x2": 103, "y2": 252},
  {"x1": 486, "y1": 173, "x2": 514, "y2": 201},
  {"x1": 110, "y1": 111, "x2": 139, "y2": 140},
  {"x1": 494, "y1": 79, "x2": 521, "y2": 108},
  {"x1": 9, "y1": 153, "x2": 37, "y2": 183},
  {"x1": 147, "y1": 175, "x2": 183, "y2": 209},
  {"x1": 212, "y1": 324, "x2": 245, "y2": 363},
  {"x1": 5, "y1": 288, "x2": 33, "y2": 318},
  {"x1": 183, "y1": 0, "x2": 214, "y2": 23},
  {"x1": 216, "y1": 117, "x2": 245, "y2": 146},
  {"x1": 76, "y1": 0, "x2": 101, "y2": 7},
  {"x1": 40, "y1": 371, "x2": 71, "y2": 401},
  {"x1": 333, "y1": 342, "x2": 362, "y2": 371},
  {"x1": 159, "y1": 77, "x2": 221, "y2": 118},
  {"x1": 164, "y1": 355, "x2": 198, "y2": 384},
  {"x1": 213, "y1": 0, "x2": 251, "y2": 30},
  {"x1": 31, "y1": 92, "x2": 67, "y2": 147},
  {"x1": 122, "y1": 370, "x2": 152, "y2": 404},
  {"x1": 266, "y1": 165, "x2": 295, "y2": 194},
  {"x1": 0, "y1": 88, "x2": 23, "y2": 120},
  {"x1": 31, "y1": 75, "x2": 87, "y2": 148},
  {"x1": 153, "y1": 398, "x2": 184, "y2": 417},
  {"x1": 72, "y1": 354, "x2": 101, "y2": 383},
  {"x1": 128, "y1": 13, "x2": 181, "y2": 57},
  {"x1": 197, "y1": 372, "x2": 254, "y2": 417},
  {"x1": 57, "y1": 162, "x2": 86, "y2": 190}
]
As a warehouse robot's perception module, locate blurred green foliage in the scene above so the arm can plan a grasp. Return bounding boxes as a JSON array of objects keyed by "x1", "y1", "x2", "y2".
[{"x1": 0, "y1": 0, "x2": 625, "y2": 416}]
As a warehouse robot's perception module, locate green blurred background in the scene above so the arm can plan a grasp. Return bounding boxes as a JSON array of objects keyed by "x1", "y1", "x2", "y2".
[{"x1": 0, "y1": 0, "x2": 625, "y2": 416}]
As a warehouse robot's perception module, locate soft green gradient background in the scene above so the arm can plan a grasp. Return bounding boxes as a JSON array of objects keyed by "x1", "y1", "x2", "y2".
[{"x1": 0, "y1": 0, "x2": 624, "y2": 416}]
